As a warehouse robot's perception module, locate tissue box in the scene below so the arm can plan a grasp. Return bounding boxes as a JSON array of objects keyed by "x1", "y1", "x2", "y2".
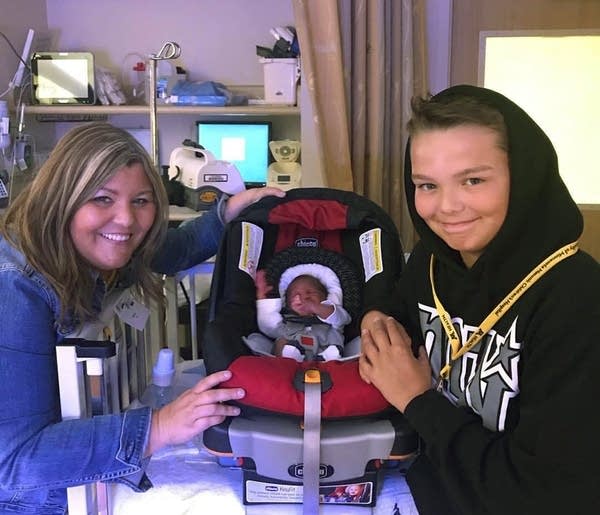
[{"x1": 260, "y1": 58, "x2": 300, "y2": 105}]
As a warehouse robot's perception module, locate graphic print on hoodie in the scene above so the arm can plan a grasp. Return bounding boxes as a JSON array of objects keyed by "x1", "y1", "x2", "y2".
[{"x1": 419, "y1": 303, "x2": 521, "y2": 431}]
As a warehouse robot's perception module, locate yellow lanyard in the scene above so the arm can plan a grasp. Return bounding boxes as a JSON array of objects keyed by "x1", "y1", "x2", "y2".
[{"x1": 430, "y1": 241, "x2": 579, "y2": 387}]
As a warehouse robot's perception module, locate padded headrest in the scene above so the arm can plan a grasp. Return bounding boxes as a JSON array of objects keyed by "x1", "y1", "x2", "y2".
[
  {"x1": 264, "y1": 247, "x2": 362, "y2": 318},
  {"x1": 278, "y1": 263, "x2": 343, "y2": 306}
]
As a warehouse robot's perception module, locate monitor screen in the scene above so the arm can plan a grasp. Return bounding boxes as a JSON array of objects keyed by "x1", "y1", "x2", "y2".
[
  {"x1": 31, "y1": 51, "x2": 96, "y2": 105},
  {"x1": 196, "y1": 121, "x2": 271, "y2": 187}
]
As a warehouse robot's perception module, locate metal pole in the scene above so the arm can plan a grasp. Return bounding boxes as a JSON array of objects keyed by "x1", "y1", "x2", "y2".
[
  {"x1": 148, "y1": 42, "x2": 181, "y2": 168},
  {"x1": 147, "y1": 42, "x2": 181, "y2": 352},
  {"x1": 148, "y1": 58, "x2": 159, "y2": 168}
]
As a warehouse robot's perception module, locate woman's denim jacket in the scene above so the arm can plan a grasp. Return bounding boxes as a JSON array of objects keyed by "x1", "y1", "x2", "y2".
[{"x1": 0, "y1": 206, "x2": 224, "y2": 514}]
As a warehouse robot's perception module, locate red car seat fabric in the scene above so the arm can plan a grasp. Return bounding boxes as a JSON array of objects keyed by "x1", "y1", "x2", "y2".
[
  {"x1": 222, "y1": 356, "x2": 391, "y2": 418},
  {"x1": 268, "y1": 199, "x2": 347, "y2": 253}
]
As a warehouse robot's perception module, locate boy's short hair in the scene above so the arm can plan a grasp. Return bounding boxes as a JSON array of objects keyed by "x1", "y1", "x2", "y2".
[{"x1": 408, "y1": 93, "x2": 509, "y2": 152}]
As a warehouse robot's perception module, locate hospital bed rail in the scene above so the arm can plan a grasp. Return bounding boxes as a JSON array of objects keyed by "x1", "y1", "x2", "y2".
[
  {"x1": 56, "y1": 286, "x2": 163, "y2": 514},
  {"x1": 56, "y1": 252, "x2": 214, "y2": 513}
]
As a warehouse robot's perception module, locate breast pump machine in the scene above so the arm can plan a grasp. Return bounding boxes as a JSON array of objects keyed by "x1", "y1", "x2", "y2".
[
  {"x1": 168, "y1": 143, "x2": 245, "y2": 211},
  {"x1": 267, "y1": 139, "x2": 301, "y2": 190}
]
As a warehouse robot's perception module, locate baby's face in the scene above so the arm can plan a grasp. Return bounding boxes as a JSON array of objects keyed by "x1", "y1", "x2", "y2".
[
  {"x1": 286, "y1": 277, "x2": 326, "y2": 315},
  {"x1": 347, "y1": 484, "x2": 361, "y2": 496}
]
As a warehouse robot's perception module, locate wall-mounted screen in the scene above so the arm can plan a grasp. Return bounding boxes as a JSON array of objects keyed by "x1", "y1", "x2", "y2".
[
  {"x1": 196, "y1": 121, "x2": 271, "y2": 188},
  {"x1": 31, "y1": 51, "x2": 96, "y2": 105},
  {"x1": 478, "y1": 30, "x2": 600, "y2": 205}
]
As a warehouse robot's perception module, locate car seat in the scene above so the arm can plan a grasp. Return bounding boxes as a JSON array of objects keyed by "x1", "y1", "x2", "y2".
[{"x1": 201, "y1": 188, "x2": 418, "y2": 510}]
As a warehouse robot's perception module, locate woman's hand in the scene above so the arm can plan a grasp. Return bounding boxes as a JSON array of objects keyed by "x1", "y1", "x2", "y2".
[
  {"x1": 359, "y1": 315, "x2": 432, "y2": 412},
  {"x1": 146, "y1": 370, "x2": 245, "y2": 456},
  {"x1": 223, "y1": 187, "x2": 286, "y2": 223}
]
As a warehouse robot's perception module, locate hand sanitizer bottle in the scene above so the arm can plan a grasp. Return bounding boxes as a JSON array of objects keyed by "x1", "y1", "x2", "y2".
[{"x1": 141, "y1": 348, "x2": 175, "y2": 409}]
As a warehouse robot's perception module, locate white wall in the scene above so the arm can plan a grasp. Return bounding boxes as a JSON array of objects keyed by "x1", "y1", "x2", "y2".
[{"x1": 44, "y1": 0, "x2": 294, "y2": 87}]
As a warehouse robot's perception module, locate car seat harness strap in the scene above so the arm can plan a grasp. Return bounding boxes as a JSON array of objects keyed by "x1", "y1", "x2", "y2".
[{"x1": 303, "y1": 368, "x2": 322, "y2": 514}]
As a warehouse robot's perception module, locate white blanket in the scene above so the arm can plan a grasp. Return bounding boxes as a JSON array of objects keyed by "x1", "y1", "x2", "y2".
[{"x1": 111, "y1": 441, "x2": 419, "y2": 514}]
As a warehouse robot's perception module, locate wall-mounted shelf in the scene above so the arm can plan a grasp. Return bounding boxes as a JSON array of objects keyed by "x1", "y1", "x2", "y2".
[{"x1": 24, "y1": 104, "x2": 300, "y2": 119}]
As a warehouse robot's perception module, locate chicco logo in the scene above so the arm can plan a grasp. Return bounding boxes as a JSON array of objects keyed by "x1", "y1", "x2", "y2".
[
  {"x1": 295, "y1": 238, "x2": 319, "y2": 248},
  {"x1": 288, "y1": 463, "x2": 334, "y2": 479}
]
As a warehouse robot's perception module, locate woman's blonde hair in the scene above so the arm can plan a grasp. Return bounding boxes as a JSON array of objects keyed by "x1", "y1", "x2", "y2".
[{"x1": 0, "y1": 122, "x2": 169, "y2": 325}]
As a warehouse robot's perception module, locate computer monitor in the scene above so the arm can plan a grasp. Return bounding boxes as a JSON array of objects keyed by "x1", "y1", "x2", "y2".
[{"x1": 196, "y1": 121, "x2": 271, "y2": 188}]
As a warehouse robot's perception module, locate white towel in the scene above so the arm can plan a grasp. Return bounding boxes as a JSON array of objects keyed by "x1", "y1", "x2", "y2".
[{"x1": 111, "y1": 441, "x2": 419, "y2": 514}]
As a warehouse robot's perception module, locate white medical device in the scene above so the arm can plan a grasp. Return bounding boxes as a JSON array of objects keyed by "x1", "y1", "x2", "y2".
[
  {"x1": 267, "y1": 139, "x2": 301, "y2": 190},
  {"x1": 168, "y1": 145, "x2": 245, "y2": 210}
]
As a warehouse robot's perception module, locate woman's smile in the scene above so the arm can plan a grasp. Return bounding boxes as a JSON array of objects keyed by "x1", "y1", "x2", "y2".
[{"x1": 70, "y1": 163, "x2": 156, "y2": 271}]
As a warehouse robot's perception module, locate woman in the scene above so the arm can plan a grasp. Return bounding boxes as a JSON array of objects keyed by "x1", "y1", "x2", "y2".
[
  {"x1": 0, "y1": 122, "x2": 284, "y2": 513},
  {"x1": 359, "y1": 85, "x2": 600, "y2": 514}
]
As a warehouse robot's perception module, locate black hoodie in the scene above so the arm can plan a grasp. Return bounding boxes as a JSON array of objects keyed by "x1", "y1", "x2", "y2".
[{"x1": 390, "y1": 85, "x2": 600, "y2": 514}]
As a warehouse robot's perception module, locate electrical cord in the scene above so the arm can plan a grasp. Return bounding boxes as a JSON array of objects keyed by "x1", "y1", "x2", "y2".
[
  {"x1": 179, "y1": 281, "x2": 192, "y2": 307},
  {"x1": 0, "y1": 31, "x2": 32, "y2": 99},
  {"x1": 0, "y1": 31, "x2": 29, "y2": 68}
]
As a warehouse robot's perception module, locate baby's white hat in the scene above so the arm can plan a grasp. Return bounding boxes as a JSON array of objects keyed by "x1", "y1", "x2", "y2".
[{"x1": 278, "y1": 263, "x2": 343, "y2": 305}]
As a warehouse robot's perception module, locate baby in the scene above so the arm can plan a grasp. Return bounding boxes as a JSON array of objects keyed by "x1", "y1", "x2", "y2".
[{"x1": 255, "y1": 267, "x2": 351, "y2": 361}]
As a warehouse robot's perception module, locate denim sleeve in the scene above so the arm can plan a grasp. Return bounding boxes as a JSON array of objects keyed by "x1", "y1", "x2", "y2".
[
  {"x1": 0, "y1": 268, "x2": 153, "y2": 493},
  {"x1": 151, "y1": 203, "x2": 224, "y2": 276}
]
